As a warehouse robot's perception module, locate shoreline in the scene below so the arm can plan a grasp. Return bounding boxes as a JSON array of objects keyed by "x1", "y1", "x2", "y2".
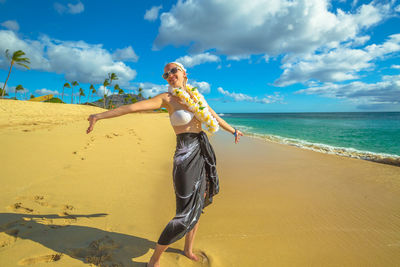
[{"x1": 244, "y1": 131, "x2": 400, "y2": 167}]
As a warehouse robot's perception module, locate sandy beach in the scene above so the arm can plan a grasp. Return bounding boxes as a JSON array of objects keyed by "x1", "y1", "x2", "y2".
[{"x1": 1, "y1": 99, "x2": 400, "y2": 267}]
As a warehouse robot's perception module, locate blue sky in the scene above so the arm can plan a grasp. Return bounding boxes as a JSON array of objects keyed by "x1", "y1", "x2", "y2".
[{"x1": 0, "y1": 0, "x2": 399, "y2": 112}]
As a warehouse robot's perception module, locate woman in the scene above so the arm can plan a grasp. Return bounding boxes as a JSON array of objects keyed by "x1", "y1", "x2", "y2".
[{"x1": 86, "y1": 62, "x2": 243, "y2": 267}]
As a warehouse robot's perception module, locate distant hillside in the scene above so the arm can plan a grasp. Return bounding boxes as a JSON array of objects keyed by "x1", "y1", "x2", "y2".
[{"x1": 85, "y1": 94, "x2": 146, "y2": 109}]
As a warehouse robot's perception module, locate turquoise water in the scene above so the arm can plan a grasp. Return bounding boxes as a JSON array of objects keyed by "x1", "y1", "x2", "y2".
[{"x1": 221, "y1": 112, "x2": 400, "y2": 165}]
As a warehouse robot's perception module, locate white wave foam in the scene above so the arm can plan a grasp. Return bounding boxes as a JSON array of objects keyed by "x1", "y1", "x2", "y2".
[{"x1": 244, "y1": 131, "x2": 400, "y2": 167}]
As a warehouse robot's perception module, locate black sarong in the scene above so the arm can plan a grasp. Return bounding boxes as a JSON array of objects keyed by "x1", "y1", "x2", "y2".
[{"x1": 157, "y1": 131, "x2": 219, "y2": 245}]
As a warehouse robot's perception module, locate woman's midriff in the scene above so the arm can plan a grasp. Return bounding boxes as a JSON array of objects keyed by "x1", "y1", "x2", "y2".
[{"x1": 172, "y1": 118, "x2": 202, "y2": 135}]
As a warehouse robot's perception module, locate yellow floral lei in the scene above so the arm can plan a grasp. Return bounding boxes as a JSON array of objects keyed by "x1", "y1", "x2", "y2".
[{"x1": 169, "y1": 85, "x2": 219, "y2": 133}]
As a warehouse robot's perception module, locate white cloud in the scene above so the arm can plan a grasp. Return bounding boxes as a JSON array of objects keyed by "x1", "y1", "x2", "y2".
[
  {"x1": 391, "y1": 65, "x2": 400, "y2": 69},
  {"x1": 395, "y1": 4, "x2": 400, "y2": 12},
  {"x1": 227, "y1": 55, "x2": 251, "y2": 61},
  {"x1": 68, "y1": 1, "x2": 84, "y2": 14},
  {"x1": 365, "y1": 33, "x2": 400, "y2": 58},
  {"x1": 137, "y1": 82, "x2": 168, "y2": 98},
  {"x1": 130, "y1": 80, "x2": 211, "y2": 98},
  {"x1": 35, "y1": 88, "x2": 60, "y2": 96},
  {"x1": 274, "y1": 34, "x2": 400, "y2": 86},
  {"x1": 154, "y1": 0, "x2": 391, "y2": 57},
  {"x1": 218, "y1": 87, "x2": 282, "y2": 104},
  {"x1": 175, "y1": 53, "x2": 220, "y2": 68},
  {"x1": 44, "y1": 38, "x2": 137, "y2": 84},
  {"x1": 144, "y1": 5, "x2": 163, "y2": 21},
  {"x1": 0, "y1": 30, "x2": 137, "y2": 84},
  {"x1": 0, "y1": 30, "x2": 49, "y2": 70},
  {"x1": 54, "y1": 1, "x2": 84, "y2": 14},
  {"x1": 97, "y1": 85, "x2": 113, "y2": 97},
  {"x1": 189, "y1": 81, "x2": 211, "y2": 94},
  {"x1": 1, "y1": 20, "x2": 19, "y2": 31},
  {"x1": 112, "y1": 46, "x2": 139, "y2": 62},
  {"x1": 295, "y1": 74, "x2": 400, "y2": 108}
]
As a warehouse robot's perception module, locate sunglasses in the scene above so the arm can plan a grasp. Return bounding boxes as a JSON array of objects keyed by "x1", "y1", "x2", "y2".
[{"x1": 162, "y1": 67, "x2": 181, "y2": 79}]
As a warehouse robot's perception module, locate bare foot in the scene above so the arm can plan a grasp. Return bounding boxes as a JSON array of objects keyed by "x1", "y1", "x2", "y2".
[
  {"x1": 184, "y1": 250, "x2": 199, "y2": 261},
  {"x1": 147, "y1": 261, "x2": 160, "y2": 267}
]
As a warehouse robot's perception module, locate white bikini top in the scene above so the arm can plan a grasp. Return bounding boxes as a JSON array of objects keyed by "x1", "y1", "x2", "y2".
[{"x1": 170, "y1": 109, "x2": 194, "y2": 126}]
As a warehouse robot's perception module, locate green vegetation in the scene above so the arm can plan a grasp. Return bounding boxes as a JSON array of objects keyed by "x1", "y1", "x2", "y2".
[
  {"x1": 0, "y1": 88, "x2": 7, "y2": 96},
  {"x1": 2, "y1": 49, "x2": 30, "y2": 97},
  {"x1": 44, "y1": 97, "x2": 63, "y2": 103},
  {"x1": 155, "y1": 107, "x2": 168, "y2": 113},
  {"x1": 138, "y1": 87, "x2": 143, "y2": 98}
]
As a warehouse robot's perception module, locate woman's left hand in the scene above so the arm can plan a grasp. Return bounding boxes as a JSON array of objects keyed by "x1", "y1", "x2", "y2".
[{"x1": 234, "y1": 129, "x2": 244, "y2": 144}]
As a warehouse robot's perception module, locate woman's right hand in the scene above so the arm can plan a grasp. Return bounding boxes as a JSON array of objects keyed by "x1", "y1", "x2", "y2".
[{"x1": 86, "y1": 114, "x2": 98, "y2": 134}]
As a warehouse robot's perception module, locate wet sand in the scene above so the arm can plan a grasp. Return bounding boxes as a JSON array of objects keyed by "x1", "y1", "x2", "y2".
[{"x1": 1, "y1": 99, "x2": 399, "y2": 266}]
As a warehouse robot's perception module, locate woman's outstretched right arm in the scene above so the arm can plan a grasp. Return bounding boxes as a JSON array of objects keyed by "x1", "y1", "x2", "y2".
[{"x1": 86, "y1": 93, "x2": 166, "y2": 134}]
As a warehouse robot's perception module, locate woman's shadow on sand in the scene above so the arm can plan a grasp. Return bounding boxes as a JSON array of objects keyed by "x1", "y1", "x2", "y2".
[{"x1": 0, "y1": 212, "x2": 182, "y2": 266}]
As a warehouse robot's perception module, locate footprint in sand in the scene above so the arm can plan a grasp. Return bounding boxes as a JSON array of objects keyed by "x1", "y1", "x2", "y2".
[
  {"x1": 128, "y1": 128, "x2": 136, "y2": 135},
  {"x1": 64, "y1": 205, "x2": 74, "y2": 211},
  {"x1": 18, "y1": 254, "x2": 63, "y2": 265},
  {"x1": 195, "y1": 250, "x2": 210, "y2": 265},
  {"x1": 0, "y1": 235, "x2": 16, "y2": 248},
  {"x1": 0, "y1": 229, "x2": 19, "y2": 248},
  {"x1": 69, "y1": 236, "x2": 122, "y2": 266},
  {"x1": 10, "y1": 203, "x2": 34, "y2": 214},
  {"x1": 56, "y1": 204, "x2": 77, "y2": 224},
  {"x1": 33, "y1": 196, "x2": 48, "y2": 207}
]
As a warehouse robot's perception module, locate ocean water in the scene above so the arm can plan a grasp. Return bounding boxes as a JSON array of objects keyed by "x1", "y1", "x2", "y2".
[{"x1": 220, "y1": 112, "x2": 400, "y2": 166}]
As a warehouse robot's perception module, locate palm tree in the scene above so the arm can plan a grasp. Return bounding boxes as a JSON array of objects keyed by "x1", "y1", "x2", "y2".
[
  {"x1": 15, "y1": 84, "x2": 24, "y2": 99},
  {"x1": 108, "y1": 73, "x2": 118, "y2": 106},
  {"x1": 138, "y1": 87, "x2": 143, "y2": 99},
  {"x1": 117, "y1": 86, "x2": 124, "y2": 95},
  {"x1": 103, "y1": 79, "x2": 110, "y2": 109},
  {"x1": 125, "y1": 94, "x2": 131, "y2": 105},
  {"x1": 0, "y1": 88, "x2": 8, "y2": 97},
  {"x1": 71, "y1": 81, "x2": 78, "y2": 104},
  {"x1": 62, "y1": 82, "x2": 70, "y2": 103},
  {"x1": 108, "y1": 73, "x2": 118, "y2": 87},
  {"x1": 88, "y1": 84, "x2": 95, "y2": 105},
  {"x1": 2, "y1": 50, "x2": 30, "y2": 97},
  {"x1": 78, "y1": 88, "x2": 85, "y2": 104},
  {"x1": 118, "y1": 86, "x2": 125, "y2": 104},
  {"x1": 110, "y1": 84, "x2": 123, "y2": 109}
]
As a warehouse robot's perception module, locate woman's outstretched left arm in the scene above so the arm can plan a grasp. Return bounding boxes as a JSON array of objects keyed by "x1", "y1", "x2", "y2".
[
  {"x1": 208, "y1": 106, "x2": 244, "y2": 143},
  {"x1": 86, "y1": 93, "x2": 166, "y2": 134}
]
